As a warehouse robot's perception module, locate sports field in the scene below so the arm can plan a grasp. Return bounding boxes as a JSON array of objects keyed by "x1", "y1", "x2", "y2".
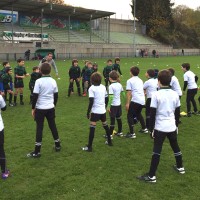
[{"x1": 1, "y1": 56, "x2": 200, "y2": 200}]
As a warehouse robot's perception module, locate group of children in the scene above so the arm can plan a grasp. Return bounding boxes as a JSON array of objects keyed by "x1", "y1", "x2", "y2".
[
  {"x1": 82, "y1": 61, "x2": 200, "y2": 183},
  {"x1": 0, "y1": 56, "x2": 199, "y2": 183},
  {"x1": 67, "y1": 58, "x2": 122, "y2": 97}
]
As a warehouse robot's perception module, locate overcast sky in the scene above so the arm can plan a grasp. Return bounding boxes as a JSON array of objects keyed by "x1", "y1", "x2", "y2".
[{"x1": 65, "y1": 0, "x2": 200, "y2": 19}]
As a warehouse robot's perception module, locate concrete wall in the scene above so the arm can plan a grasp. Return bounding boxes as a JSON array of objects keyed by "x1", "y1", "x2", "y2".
[{"x1": 109, "y1": 19, "x2": 141, "y2": 34}]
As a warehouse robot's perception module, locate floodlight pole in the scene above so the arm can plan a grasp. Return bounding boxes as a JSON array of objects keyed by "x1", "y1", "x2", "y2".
[
  {"x1": 133, "y1": 0, "x2": 136, "y2": 57},
  {"x1": 90, "y1": 15, "x2": 92, "y2": 44},
  {"x1": 41, "y1": 8, "x2": 44, "y2": 48},
  {"x1": 108, "y1": 16, "x2": 110, "y2": 44},
  {"x1": 11, "y1": 4, "x2": 14, "y2": 45},
  {"x1": 68, "y1": 15, "x2": 70, "y2": 42}
]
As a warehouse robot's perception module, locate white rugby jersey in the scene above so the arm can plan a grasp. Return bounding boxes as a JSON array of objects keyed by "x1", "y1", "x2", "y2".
[
  {"x1": 34, "y1": 76, "x2": 58, "y2": 109},
  {"x1": 143, "y1": 78, "x2": 158, "y2": 99},
  {"x1": 151, "y1": 88, "x2": 180, "y2": 132},
  {"x1": 183, "y1": 71, "x2": 197, "y2": 89},
  {"x1": 170, "y1": 75, "x2": 182, "y2": 96},
  {"x1": 0, "y1": 95, "x2": 6, "y2": 131},
  {"x1": 89, "y1": 84, "x2": 108, "y2": 114},
  {"x1": 126, "y1": 76, "x2": 145, "y2": 105},
  {"x1": 109, "y1": 82, "x2": 124, "y2": 106}
]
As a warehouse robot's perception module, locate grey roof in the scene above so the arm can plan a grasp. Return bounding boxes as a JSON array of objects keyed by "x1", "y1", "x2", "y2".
[{"x1": 0, "y1": 0, "x2": 115, "y2": 20}]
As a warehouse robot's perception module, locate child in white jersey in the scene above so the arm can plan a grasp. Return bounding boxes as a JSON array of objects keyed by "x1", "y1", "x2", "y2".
[
  {"x1": 143, "y1": 69, "x2": 158, "y2": 130},
  {"x1": 27, "y1": 63, "x2": 61, "y2": 158},
  {"x1": 82, "y1": 72, "x2": 112, "y2": 152},
  {"x1": 107, "y1": 71, "x2": 124, "y2": 137},
  {"x1": 138, "y1": 70, "x2": 185, "y2": 183},
  {"x1": 125, "y1": 66, "x2": 146, "y2": 138},
  {"x1": 0, "y1": 95, "x2": 10, "y2": 179},
  {"x1": 181, "y1": 63, "x2": 198, "y2": 117}
]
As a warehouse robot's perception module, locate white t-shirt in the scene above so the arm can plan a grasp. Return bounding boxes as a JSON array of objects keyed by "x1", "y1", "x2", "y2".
[
  {"x1": 34, "y1": 76, "x2": 58, "y2": 109},
  {"x1": 183, "y1": 71, "x2": 197, "y2": 89},
  {"x1": 126, "y1": 76, "x2": 145, "y2": 105},
  {"x1": 170, "y1": 75, "x2": 182, "y2": 96},
  {"x1": 109, "y1": 82, "x2": 124, "y2": 106},
  {"x1": 89, "y1": 84, "x2": 108, "y2": 114},
  {"x1": 143, "y1": 78, "x2": 158, "y2": 99},
  {"x1": 0, "y1": 96, "x2": 6, "y2": 131},
  {"x1": 151, "y1": 88, "x2": 180, "y2": 132}
]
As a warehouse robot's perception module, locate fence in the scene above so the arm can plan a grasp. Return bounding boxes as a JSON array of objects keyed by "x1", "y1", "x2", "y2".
[{"x1": 0, "y1": 50, "x2": 200, "y2": 61}]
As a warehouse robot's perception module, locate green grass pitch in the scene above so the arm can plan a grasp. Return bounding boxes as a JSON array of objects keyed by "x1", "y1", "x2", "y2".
[{"x1": 0, "y1": 56, "x2": 200, "y2": 200}]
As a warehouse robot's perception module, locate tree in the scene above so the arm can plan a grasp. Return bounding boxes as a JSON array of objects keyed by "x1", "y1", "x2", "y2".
[{"x1": 131, "y1": 0, "x2": 174, "y2": 37}]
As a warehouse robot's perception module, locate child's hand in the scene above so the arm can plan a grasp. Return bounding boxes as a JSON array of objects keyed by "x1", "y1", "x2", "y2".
[
  {"x1": 26, "y1": 73, "x2": 30, "y2": 76},
  {"x1": 86, "y1": 112, "x2": 90, "y2": 119},
  {"x1": 107, "y1": 108, "x2": 110, "y2": 113},
  {"x1": 32, "y1": 109, "x2": 35, "y2": 119}
]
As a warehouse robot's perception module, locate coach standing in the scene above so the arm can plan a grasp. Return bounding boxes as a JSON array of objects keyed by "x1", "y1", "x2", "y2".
[{"x1": 39, "y1": 52, "x2": 59, "y2": 77}]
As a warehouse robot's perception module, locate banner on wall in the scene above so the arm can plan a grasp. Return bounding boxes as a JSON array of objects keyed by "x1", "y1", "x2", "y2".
[
  {"x1": 19, "y1": 15, "x2": 89, "y2": 30},
  {"x1": 0, "y1": 10, "x2": 18, "y2": 23}
]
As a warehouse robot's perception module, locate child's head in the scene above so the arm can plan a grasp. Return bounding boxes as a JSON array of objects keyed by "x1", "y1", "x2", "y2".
[
  {"x1": 168, "y1": 68, "x2": 175, "y2": 76},
  {"x1": 109, "y1": 70, "x2": 119, "y2": 82},
  {"x1": 145, "y1": 69, "x2": 155, "y2": 79},
  {"x1": 87, "y1": 61, "x2": 93, "y2": 69},
  {"x1": 91, "y1": 72, "x2": 102, "y2": 86},
  {"x1": 17, "y1": 58, "x2": 25, "y2": 66},
  {"x1": 93, "y1": 63, "x2": 98, "y2": 69},
  {"x1": 5, "y1": 67, "x2": 12, "y2": 75},
  {"x1": 181, "y1": 63, "x2": 190, "y2": 72},
  {"x1": 158, "y1": 70, "x2": 172, "y2": 86},
  {"x1": 115, "y1": 57, "x2": 120, "y2": 64},
  {"x1": 72, "y1": 59, "x2": 78, "y2": 67},
  {"x1": 40, "y1": 63, "x2": 51, "y2": 75},
  {"x1": 3, "y1": 61, "x2": 10, "y2": 67},
  {"x1": 130, "y1": 66, "x2": 140, "y2": 76},
  {"x1": 107, "y1": 59, "x2": 112, "y2": 66},
  {"x1": 32, "y1": 66, "x2": 39, "y2": 73}
]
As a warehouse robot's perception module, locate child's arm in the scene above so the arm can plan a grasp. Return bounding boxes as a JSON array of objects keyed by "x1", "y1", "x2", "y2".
[
  {"x1": 87, "y1": 97, "x2": 94, "y2": 119},
  {"x1": 149, "y1": 107, "x2": 156, "y2": 138},
  {"x1": 107, "y1": 94, "x2": 113, "y2": 111},
  {"x1": 118, "y1": 65, "x2": 122, "y2": 76},
  {"x1": 175, "y1": 106, "x2": 180, "y2": 128},
  {"x1": 54, "y1": 92, "x2": 58, "y2": 106},
  {"x1": 125, "y1": 90, "x2": 131, "y2": 111}
]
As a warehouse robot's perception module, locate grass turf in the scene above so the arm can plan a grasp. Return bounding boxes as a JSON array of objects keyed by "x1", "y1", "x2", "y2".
[{"x1": 0, "y1": 56, "x2": 200, "y2": 200}]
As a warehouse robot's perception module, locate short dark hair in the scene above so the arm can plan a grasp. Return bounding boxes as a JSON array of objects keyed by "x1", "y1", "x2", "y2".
[
  {"x1": 17, "y1": 58, "x2": 24, "y2": 63},
  {"x1": 107, "y1": 59, "x2": 112, "y2": 63},
  {"x1": 109, "y1": 70, "x2": 119, "y2": 80},
  {"x1": 47, "y1": 52, "x2": 53, "y2": 56},
  {"x1": 40, "y1": 63, "x2": 51, "y2": 75},
  {"x1": 90, "y1": 72, "x2": 102, "y2": 86},
  {"x1": 72, "y1": 59, "x2": 78, "y2": 66},
  {"x1": 146, "y1": 69, "x2": 155, "y2": 78},
  {"x1": 182, "y1": 63, "x2": 190, "y2": 71},
  {"x1": 115, "y1": 57, "x2": 120, "y2": 63},
  {"x1": 32, "y1": 66, "x2": 39, "y2": 71},
  {"x1": 158, "y1": 70, "x2": 172, "y2": 86},
  {"x1": 2, "y1": 61, "x2": 9, "y2": 66},
  {"x1": 130, "y1": 66, "x2": 140, "y2": 76},
  {"x1": 168, "y1": 68, "x2": 175, "y2": 76}
]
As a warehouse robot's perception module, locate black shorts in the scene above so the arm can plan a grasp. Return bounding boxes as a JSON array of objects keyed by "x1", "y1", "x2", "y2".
[
  {"x1": 90, "y1": 113, "x2": 106, "y2": 122},
  {"x1": 0, "y1": 130, "x2": 4, "y2": 145},
  {"x1": 3, "y1": 84, "x2": 11, "y2": 91},
  {"x1": 14, "y1": 81, "x2": 24, "y2": 88},
  {"x1": 109, "y1": 105, "x2": 122, "y2": 118}
]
